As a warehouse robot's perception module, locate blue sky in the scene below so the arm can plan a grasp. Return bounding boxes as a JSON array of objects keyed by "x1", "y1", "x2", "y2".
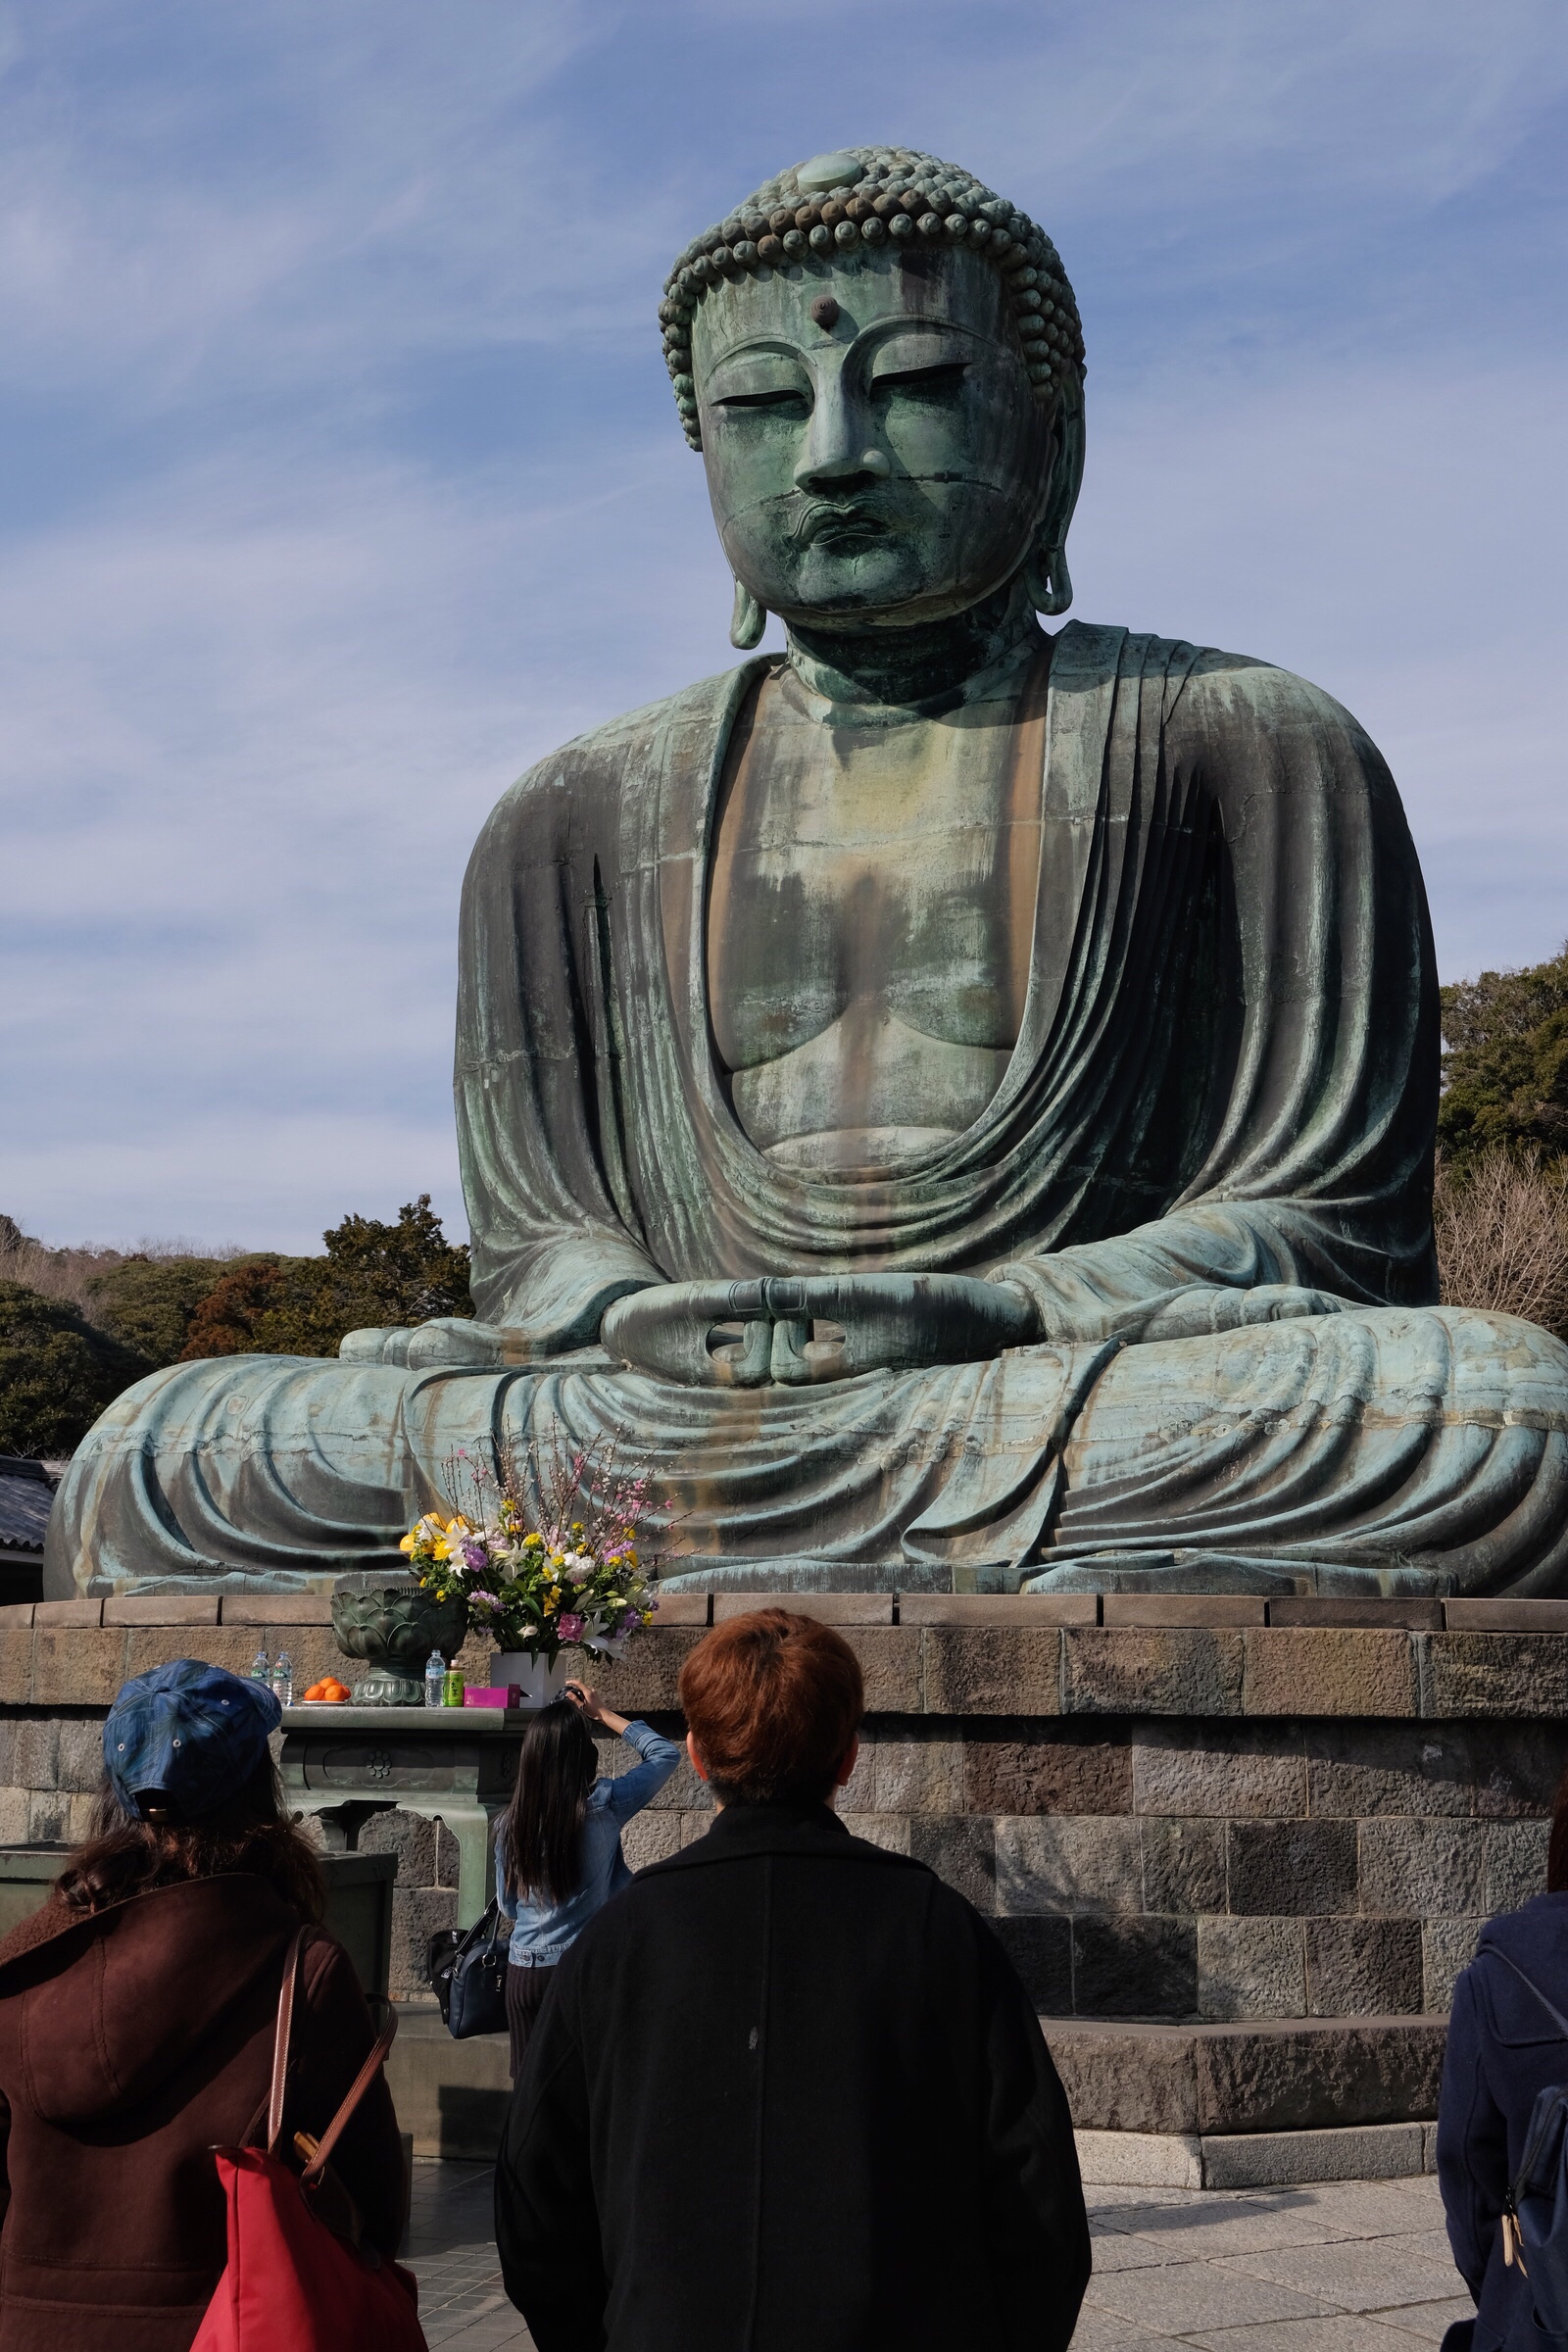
[{"x1": 2, "y1": 0, "x2": 1564, "y2": 1251}]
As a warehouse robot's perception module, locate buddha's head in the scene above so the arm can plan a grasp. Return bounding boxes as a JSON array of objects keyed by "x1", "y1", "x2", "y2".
[{"x1": 662, "y1": 147, "x2": 1086, "y2": 645}]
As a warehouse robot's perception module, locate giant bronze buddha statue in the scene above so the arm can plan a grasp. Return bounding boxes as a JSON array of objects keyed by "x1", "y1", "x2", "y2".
[{"x1": 46, "y1": 146, "x2": 1568, "y2": 1600}]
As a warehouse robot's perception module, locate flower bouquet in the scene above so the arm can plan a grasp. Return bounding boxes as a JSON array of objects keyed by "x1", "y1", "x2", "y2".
[{"x1": 399, "y1": 1440, "x2": 666, "y2": 1686}]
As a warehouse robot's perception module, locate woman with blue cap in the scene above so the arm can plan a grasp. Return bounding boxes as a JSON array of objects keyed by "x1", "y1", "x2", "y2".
[{"x1": 0, "y1": 1658, "x2": 407, "y2": 2350}]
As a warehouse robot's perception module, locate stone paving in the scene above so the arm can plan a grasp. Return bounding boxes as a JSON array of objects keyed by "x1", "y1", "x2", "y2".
[
  {"x1": 406, "y1": 2161, "x2": 531, "y2": 2351},
  {"x1": 405, "y1": 2161, "x2": 1471, "y2": 2352},
  {"x1": 1080, "y1": 2175, "x2": 1469, "y2": 2352}
]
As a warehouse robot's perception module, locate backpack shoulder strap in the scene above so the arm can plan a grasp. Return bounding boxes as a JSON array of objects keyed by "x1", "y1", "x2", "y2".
[{"x1": 1488, "y1": 1944, "x2": 1568, "y2": 2039}]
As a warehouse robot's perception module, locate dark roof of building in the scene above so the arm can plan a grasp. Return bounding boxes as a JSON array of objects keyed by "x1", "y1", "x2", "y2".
[{"x1": 0, "y1": 1459, "x2": 55, "y2": 1553}]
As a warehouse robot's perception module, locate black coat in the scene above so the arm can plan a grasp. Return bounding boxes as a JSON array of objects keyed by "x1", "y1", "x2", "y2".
[
  {"x1": 495, "y1": 1801, "x2": 1091, "y2": 2352},
  {"x1": 1438, "y1": 1891, "x2": 1568, "y2": 2351}
]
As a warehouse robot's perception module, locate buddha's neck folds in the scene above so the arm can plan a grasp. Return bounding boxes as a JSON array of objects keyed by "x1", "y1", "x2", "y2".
[{"x1": 783, "y1": 576, "x2": 1044, "y2": 721}]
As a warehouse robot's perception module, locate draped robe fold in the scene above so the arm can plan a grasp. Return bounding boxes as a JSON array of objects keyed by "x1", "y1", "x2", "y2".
[{"x1": 44, "y1": 623, "x2": 1568, "y2": 1598}]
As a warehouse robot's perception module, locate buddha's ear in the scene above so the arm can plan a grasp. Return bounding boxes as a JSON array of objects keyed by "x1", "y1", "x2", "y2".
[
  {"x1": 729, "y1": 575, "x2": 766, "y2": 650},
  {"x1": 1025, "y1": 402, "x2": 1086, "y2": 618}
]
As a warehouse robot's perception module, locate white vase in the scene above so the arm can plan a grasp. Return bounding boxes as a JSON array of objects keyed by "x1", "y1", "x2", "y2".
[{"x1": 490, "y1": 1650, "x2": 571, "y2": 1708}]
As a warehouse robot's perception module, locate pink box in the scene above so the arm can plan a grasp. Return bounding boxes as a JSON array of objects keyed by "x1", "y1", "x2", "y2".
[{"x1": 462, "y1": 1685, "x2": 518, "y2": 1708}]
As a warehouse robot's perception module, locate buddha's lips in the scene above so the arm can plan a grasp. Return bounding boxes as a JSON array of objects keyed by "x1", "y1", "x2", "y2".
[{"x1": 794, "y1": 501, "x2": 895, "y2": 547}]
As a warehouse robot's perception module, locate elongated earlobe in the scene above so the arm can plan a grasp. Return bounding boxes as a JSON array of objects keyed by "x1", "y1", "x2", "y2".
[
  {"x1": 729, "y1": 577, "x2": 766, "y2": 650},
  {"x1": 1025, "y1": 538, "x2": 1073, "y2": 617}
]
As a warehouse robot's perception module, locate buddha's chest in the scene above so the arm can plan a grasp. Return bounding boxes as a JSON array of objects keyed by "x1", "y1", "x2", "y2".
[{"x1": 706, "y1": 683, "x2": 1041, "y2": 1162}]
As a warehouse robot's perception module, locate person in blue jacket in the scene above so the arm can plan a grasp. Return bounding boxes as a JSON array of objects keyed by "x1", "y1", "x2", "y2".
[
  {"x1": 495, "y1": 1679, "x2": 680, "y2": 2078},
  {"x1": 1438, "y1": 1788, "x2": 1568, "y2": 2352}
]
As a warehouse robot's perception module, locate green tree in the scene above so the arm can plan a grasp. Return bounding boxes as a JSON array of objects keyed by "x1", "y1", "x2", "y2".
[
  {"x1": 89, "y1": 1255, "x2": 230, "y2": 1369},
  {"x1": 1439, "y1": 944, "x2": 1568, "y2": 1171},
  {"x1": 314, "y1": 1195, "x2": 471, "y2": 1328},
  {"x1": 0, "y1": 1282, "x2": 146, "y2": 1456},
  {"x1": 179, "y1": 1199, "x2": 471, "y2": 1362}
]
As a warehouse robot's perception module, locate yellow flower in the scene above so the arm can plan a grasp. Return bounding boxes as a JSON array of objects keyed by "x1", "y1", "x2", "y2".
[{"x1": 399, "y1": 1532, "x2": 417, "y2": 1554}]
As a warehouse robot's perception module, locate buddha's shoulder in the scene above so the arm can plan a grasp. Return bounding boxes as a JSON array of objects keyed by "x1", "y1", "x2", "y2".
[
  {"x1": 1065, "y1": 621, "x2": 1376, "y2": 755},
  {"x1": 476, "y1": 663, "x2": 765, "y2": 847}
]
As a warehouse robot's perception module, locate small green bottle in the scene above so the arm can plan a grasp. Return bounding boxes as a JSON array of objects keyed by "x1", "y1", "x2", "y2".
[{"x1": 442, "y1": 1668, "x2": 465, "y2": 1708}]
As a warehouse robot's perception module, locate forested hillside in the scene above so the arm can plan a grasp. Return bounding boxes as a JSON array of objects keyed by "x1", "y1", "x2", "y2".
[{"x1": 0, "y1": 1197, "x2": 470, "y2": 1457}]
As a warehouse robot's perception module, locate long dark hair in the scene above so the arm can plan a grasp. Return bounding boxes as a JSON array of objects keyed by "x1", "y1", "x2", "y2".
[
  {"x1": 499, "y1": 1699, "x2": 598, "y2": 1905},
  {"x1": 54, "y1": 1753, "x2": 326, "y2": 1923},
  {"x1": 1550, "y1": 1765, "x2": 1568, "y2": 1893}
]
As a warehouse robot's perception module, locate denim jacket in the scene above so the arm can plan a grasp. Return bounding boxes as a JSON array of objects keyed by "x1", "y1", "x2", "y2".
[{"x1": 496, "y1": 1719, "x2": 681, "y2": 1967}]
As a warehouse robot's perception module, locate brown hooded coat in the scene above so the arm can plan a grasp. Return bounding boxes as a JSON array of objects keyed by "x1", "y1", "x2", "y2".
[{"x1": 0, "y1": 1872, "x2": 406, "y2": 2351}]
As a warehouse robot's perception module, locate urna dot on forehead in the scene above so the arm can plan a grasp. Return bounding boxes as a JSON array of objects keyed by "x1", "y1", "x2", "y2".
[{"x1": 657, "y1": 144, "x2": 1086, "y2": 452}]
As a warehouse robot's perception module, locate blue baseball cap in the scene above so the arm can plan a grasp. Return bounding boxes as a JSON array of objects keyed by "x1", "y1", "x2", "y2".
[{"x1": 103, "y1": 1659, "x2": 282, "y2": 1820}]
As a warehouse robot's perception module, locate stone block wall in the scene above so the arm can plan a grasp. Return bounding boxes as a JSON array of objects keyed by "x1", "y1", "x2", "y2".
[
  {"x1": 604, "y1": 1713, "x2": 1560, "y2": 2021},
  {"x1": 340, "y1": 1807, "x2": 464, "y2": 2003},
  {"x1": 1, "y1": 1590, "x2": 1565, "y2": 2016}
]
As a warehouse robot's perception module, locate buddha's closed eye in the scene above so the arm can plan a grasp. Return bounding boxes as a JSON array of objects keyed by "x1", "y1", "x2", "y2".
[
  {"x1": 715, "y1": 386, "x2": 810, "y2": 415},
  {"x1": 869, "y1": 361, "x2": 969, "y2": 401}
]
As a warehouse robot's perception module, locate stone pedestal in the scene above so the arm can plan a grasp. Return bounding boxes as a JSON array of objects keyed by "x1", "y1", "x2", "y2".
[{"x1": 2, "y1": 1588, "x2": 1563, "y2": 2178}]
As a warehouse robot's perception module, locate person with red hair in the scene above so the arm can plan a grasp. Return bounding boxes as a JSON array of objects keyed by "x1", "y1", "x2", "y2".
[{"x1": 494, "y1": 1607, "x2": 1090, "y2": 2352}]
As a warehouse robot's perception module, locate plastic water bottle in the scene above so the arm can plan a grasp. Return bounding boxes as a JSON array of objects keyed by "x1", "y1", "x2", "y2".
[
  {"x1": 271, "y1": 1651, "x2": 294, "y2": 1708},
  {"x1": 424, "y1": 1650, "x2": 445, "y2": 1709},
  {"x1": 250, "y1": 1644, "x2": 270, "y2": 1686}
]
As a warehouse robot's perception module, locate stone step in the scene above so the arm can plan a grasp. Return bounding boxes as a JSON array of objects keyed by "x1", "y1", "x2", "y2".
[
  {"x1": 1076, "y1": 2120, "x2": 1437, "y2": 2189},
  {"x1": 1044, "y1": 2014, "x2": 1446, "y2": 2135},
  {"x1": 385, "y1": 2007, "x2": 1447, "y2": 2173}
]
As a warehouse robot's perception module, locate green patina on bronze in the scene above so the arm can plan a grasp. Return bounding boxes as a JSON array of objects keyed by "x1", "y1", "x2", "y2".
[
  {"x1": 43, "y1": 148, "x2": 1568, "y2": 1602},
  {"x1": 658, "y1": 145, "x2": 1086, "y2": 452}
]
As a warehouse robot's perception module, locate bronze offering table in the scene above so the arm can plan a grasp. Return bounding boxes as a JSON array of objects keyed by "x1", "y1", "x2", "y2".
[{"x1": 280, "y1": 1703, "x2": 527, "y2": 1928}]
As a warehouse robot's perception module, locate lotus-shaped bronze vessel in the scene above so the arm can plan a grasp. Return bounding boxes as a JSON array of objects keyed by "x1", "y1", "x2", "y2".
[{"x1": 330, "y1": 1583, "x2": 469, "y2": 1704}]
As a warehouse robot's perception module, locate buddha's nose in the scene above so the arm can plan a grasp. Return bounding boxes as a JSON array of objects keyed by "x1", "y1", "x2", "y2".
[
  {"x1": 794, "y1": 444, "x2": 891, "y2": 493},
  {"x1": 794, "y1": 382, "x2": 891, "y2": 494}
]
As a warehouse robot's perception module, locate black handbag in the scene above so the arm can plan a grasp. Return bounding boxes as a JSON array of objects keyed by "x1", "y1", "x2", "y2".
[{"x1": 427, "y1": 1899, "x2": 510, "y2": 2039}]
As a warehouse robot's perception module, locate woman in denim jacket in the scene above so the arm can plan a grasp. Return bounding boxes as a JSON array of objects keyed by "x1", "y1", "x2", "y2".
[{"x1": 496, "y1": 1681, "x2": 680, "y2": 2077}]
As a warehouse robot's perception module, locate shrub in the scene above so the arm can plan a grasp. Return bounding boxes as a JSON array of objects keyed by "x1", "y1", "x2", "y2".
[
  {"x1": 1433, "y1": 1151, "x2": 1568, "y2": 1342},
  {"x1": 178, "y1": 1258, "x2": 286, "y2": 1358},
  {"x1": 0, "y1": 1281, "x2": 147, "y2": 1457},
  {"x1": 89, "y1": 1255, "x2": 231, "y2": 1368}
]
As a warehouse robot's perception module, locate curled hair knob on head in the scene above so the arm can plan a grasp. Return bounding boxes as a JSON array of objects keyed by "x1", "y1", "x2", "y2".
[{"x1": 661, "y1": 143, "x2": 1086, "y2": 457}]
